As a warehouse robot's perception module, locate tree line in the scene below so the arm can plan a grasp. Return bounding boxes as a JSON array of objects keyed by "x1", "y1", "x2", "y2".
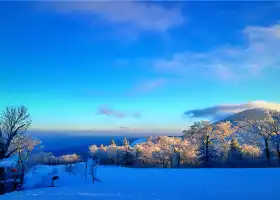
[
  {"x1": 88, "y1": 111, "x2": 280, "y2": 168},
  {"x1": 1, "y1": 106, "x2": 280, "y2": 170}
]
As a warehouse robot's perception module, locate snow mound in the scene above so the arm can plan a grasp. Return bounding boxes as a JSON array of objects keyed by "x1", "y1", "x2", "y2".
[
  {"x1": 24, "y1": 165, "x2": 63, "y2": 189},
  {"x1": 0, "y1": 155, "x2": 19, "y2": 167},
  {"x1": 23, "y1": 159, "x2": 100, "y2": 190}
]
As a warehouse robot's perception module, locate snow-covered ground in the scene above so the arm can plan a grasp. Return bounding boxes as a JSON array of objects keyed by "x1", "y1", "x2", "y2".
[
  {"x1": 1, "y1": 163, "x2": 280, "y2": 200},
  {"x1": 0, "y1": 155, "x2": 18, "y2": 167}
]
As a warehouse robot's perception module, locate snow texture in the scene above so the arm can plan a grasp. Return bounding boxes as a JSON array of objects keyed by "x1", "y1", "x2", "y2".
[{"x1": 1, "y1": 162, "x2": 280, "y2": 200}]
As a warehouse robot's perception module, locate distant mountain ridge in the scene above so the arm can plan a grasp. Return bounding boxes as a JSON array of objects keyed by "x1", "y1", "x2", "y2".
[
  {"x1": 217, "y1": 108, "x2": 279, "y2": 124},
  {"x1": 221, "y1": 108, "x2": 270, "y2": 122},
  {"x1": 210, "y1": 108, "x2": 279, "y2": 145}
]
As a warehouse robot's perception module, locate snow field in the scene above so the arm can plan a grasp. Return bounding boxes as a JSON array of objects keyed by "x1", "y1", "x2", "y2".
[{"x1": 1, "y1": 161, "x2": 280, "y2": 200}]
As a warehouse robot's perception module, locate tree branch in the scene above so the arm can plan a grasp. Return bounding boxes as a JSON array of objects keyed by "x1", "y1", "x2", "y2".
[{"x1": 4, "y1": 148, "x2": 18, "y2": 159}]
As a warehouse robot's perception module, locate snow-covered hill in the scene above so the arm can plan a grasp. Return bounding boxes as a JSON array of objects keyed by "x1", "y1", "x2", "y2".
[
  {"x1": 1, "y1": 162, "x2": 280, "y2": 200},
  {"x1": 130, "y1": 138, "x2": 147, "y2": 147},
  {"x1": 217, "y1": 108, "x2": 278, "y2": 124}
]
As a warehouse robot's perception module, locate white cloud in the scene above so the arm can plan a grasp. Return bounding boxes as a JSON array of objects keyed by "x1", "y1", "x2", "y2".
[
  {"x1": 45, "y1": 1, "x2": 184, "y2": 32},
  {"x1": 96, "y1": 105, "x2": 141, "y2": 119},
  {"x1": 154, "y1": 22, "x2": 280, "y2": 80},
  {"x1": 184, "y1": 100, "x2": 280, "y2": 121}
]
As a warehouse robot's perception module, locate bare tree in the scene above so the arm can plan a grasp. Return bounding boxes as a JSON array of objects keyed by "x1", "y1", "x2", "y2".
[
  {"x1": 12, "y1": 135, "x2": 41, "y2": 166},
  {"x1": 12, "y1": 135, "x2": 40, "y2": 184},
  {"x1": 0, "y1": 105, "x2": 31, "y2": 160}
]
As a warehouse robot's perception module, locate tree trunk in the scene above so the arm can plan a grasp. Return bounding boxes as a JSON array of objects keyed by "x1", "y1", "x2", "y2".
[
  {"x1": 0, "y1": 142, "x2": 5, "y2": 160},
  {"x1": 277, "y1": 142, "x2": 280, "y2": 167},
  {"x1": 177, "y1": 153, "x2": 180, "y2": 168},
  {"x1": 85, "y1": 160, "x2": 88, "y2": 178},
  {"x1": 18, "y1": 152, "x2": 25, "y2": 189},
  {"x1": 169, "y1": 156, "x2": 173, "y2": 168},
  {"x1": 264, "y1": 138, "x2": 270, "y2": 165},
  {"x1": 117, "y1": 154, "x2": 120, "y2": 165},
  {"x1": 205, "y1": 142, "x2": 209, "y2": 163},
  {"x1": 91, "y1": 165, "x2": 94, "y2": 183}
]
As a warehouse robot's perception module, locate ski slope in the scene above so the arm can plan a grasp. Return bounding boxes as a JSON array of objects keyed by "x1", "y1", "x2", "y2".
[{"x1": 1, "y1": 164, "x2": 280, "y2": 200}]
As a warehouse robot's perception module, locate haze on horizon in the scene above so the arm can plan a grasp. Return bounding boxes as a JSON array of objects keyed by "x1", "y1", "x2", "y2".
[{"x1": 1, "y1": 1, "x2": 280, "y2": 135}]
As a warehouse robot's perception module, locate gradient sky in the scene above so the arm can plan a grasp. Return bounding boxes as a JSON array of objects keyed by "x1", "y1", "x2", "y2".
[{"x1": 1, "y1": 1, "x2": 280, "y2": 133}]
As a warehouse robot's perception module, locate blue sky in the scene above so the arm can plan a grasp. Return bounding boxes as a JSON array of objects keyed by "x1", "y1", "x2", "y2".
[{"x1": 1, "y1": 1, "x2": 280, "y2": 134}]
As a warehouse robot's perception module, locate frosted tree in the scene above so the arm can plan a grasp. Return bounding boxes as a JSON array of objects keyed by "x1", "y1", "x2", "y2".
[
  {"x1": 89, "y1": 144, "x2": 99, "y2": 159},
  {"x1": 121, "y1": 137, "x2": 131, "y2": 166},
  {"x1": 106, "y1": 146, "x2": 115, "y2": 164},
  {"x1": 0, "y1": 106, "x2": 32, "y2": 160},
  {"x1": 241, "y1": 144, "x2": 262, "y2": 160},
  {"x1": 184, "y1": 121, "x2": 237, "y2": 166},
  {"x1": 238, "y1": 116, "x2": 277, "y2": 164},
  {"x1": 166, "y1": 137, "x2": 185, "y2": 168},
  {"x1": 10, "y1": 134, "x2": 41, "y2": 185},
  {"x1": 179, "y1": 139, "x2": 199, "y2": 167},
  {"x1": 134, "y1": 137, "x2": 198, "y2": 168},
  {"x1": 99, "y1": 144, "x2": 106, "y2": 150},
  {"x1": 59, "y1": 154, "x2": 81, "y2": 164},
  {"x1": 151, "y1": 136, "x2": 174, "y2": 168},
  {"x1": 185, "y1": 121, "x2": 212, "y2": 165},
  {"x1": 134, "y1": 144, "x2": 142, "y2": 159},
  {"x1": 89, "y1": 144, "x2": 98, "y2": 152},
  {"x1": 106, "y1": 142, "x2": 120, "y2": 164},
  {"x1": 152, "y1": 146, "x2": 169, "y2": 168},
  {"x1": 227, "y1": 137, "x2": 242, "y2": 166},
  {"x1": 123, "y1": 137, "x2": 129, "y2": 150},
  {"x1": 269, "y1": 112, "x2": 280, "y2": 165},
  {"x1": 150, "y1": 136, "x2": 189, "y2": 168},
  {"x1": 215, "y1": 121, "x2": 239, "y2": 159},
  {"x1": 115, "y1": 146, "x2": 124, "y2": 165},
  {"x1": 11, "y1": 134, "x2": 41, "y2": 170},
  {"x1": 97, "y1": 144, "x2": 108, "y2": 163},
  {"x1": 137, "y1": 143, "x2": 154, "y2": 166},
  {"x1": 89, "y1": 144, "x2": 109, "y2": 164},
  {"x1": 122, "y1": 150, "x2": 135, "y2": 167},
  {"x1": 110, "y1": 139, "x2": 116, "y2": 146},
  {"x1": 121, "y1": 138, "x2": 134, "y2": 167}
]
